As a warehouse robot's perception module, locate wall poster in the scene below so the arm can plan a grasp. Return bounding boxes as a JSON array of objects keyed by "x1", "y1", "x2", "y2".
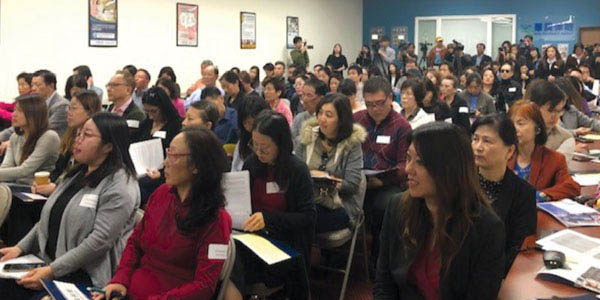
[
  {"x1": 240, "y1": 12, "x2": 256, "y2": 49},
  {"x1": 286, "y1": 16, "x2": 299, "y2": 49},
  {"x1": 89, "y1": 0, "x2": 118, "y2": 47},
  {"x1": 176, "y1": 3, "x2": 198, "y2": 47}
]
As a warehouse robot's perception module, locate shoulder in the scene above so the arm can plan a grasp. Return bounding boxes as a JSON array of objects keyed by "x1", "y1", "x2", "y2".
[
  {"x1": 472, "y1": 204, "x2": 504, "y2": 233},
  {"x1": 353, "y1": 109, "x2": 368, "y2": 122},
  {"x1": 145, "y1": 184, "x2": 173, "y2": 210},
  {"x1": 51, "y1": 94, "x2": 69, "y2": 107},
  {"x1": 39, "y1": 130, "x2": 60, "y2": 143},
  {"x1": 390, "y1": 110, "x2": 412, "y2": 129},
  {"x1": 539, "y1": 146, "x2": 567, "y2": 165}
]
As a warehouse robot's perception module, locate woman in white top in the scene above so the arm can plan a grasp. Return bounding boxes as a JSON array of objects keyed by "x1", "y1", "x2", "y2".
[{"x1": 400, "y1": 78, "x2": 435, "y2": 129}]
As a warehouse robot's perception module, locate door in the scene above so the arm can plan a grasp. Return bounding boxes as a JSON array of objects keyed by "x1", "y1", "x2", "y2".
[{"x1": 580, "y1": 27, "x2": 600, "y2": 47}]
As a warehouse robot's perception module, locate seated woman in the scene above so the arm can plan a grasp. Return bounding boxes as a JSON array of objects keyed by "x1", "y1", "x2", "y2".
[
  {"x1": 182, "y1": 100, "x2": 220, "y2": 130},
  {"x1": 133, "y1": 86, "x2": 182, "y2": 206},
  {"x1": 0, "y1": 95, "x2": 60, "y2": 184},
  {"x1": 263, "y1": 77, "x2": 293, "y2": 126},
  {"x1": 227, "y1": 110, "x2": 315, "y2": 300},
  {"x1": 471, "y1": 114, "x2": 536, "y2": 274},
  {"x1": 508, "y1": 100, "x2": 580, "y2": 202},
  {"x1": 555, "y1": 77, "x2": 600, "y2": 135},
  {"x1": 0, "y1": 112, "x2": 140, "y2": 299},
  {"x1": 231, "y1": 95, "x2": 270, "y2": 172},
  {"x1": 33, "y1": 90, "x2": 103, "y2": 196},
  {"x1": 295, "y1": 93, "x2": 365, "y2": 232},
  {"x1": 374, "y1": 122, "x2": 505, "y2": 299},
  {"x1": 220, "y1": 70, "x2": 247, "y2": 111},
  {"x1": 156, "y1": 77, "x2": 185, "y2": 118},
  {"x1": 400, "y1": 78, "x2": 435, "y2": 129},
  {"x1": 458, "y1": 73, "x2": 496, "y2": 116},
  {"x1": 94, "y1": 127, "x2": 232, "y2": 300}
]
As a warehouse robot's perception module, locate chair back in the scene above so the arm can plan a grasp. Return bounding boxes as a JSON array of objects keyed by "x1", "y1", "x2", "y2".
[
  {"x1": 215, "y1": 235, "x2": 236, "y2": 300},
  {"x1": 0, "y1": 184, "x2": 12, "y2": 228}
]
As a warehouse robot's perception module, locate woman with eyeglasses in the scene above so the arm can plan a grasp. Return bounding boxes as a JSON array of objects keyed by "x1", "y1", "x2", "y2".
[
  {"x1": 133, "y1": 86, "x2": 182, "y2": 207},
  {"x1": 295, "y1": 93, "x2": 366, "y2": 233},
  {"x1": 231, "y1": 95, "x2": 270, "y2": 172},
  {"x1": 93, "y1": 127, "x2": 231, "y2": 300},
  {"x1": 226, "y1": 110, "x2": 316, "y2": 300},
  {"x1": 0, "y1": 112, "x2": 140, "y2": 298}
]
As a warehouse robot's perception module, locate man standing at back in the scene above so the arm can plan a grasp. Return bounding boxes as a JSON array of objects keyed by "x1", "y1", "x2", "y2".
[
  {"x1": 185, "y1": 65, "x2": 224, "y2": 109},
  {"x1": 474, "y1": 43, "x2": 492, "y2": 69},
  {"x1": 290, "y1": 36, "x2": 309, "y2": 70},
  {"x1": 353, "y1": 76, "x2": 411, "y2": 274},
  {"x1": 106, "y1": 70, "x2": 145, "y2": 137}
]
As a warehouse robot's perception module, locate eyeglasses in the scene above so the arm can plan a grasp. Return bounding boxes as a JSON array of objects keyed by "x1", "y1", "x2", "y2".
[
  {"x1": 68, "y1": 105, "x2": 84, "y2": 111},
  {"x1": 145, "y1": 108, "x2": 159, "y2": 114},
  {"x1": 105, "y1": 83, "x2": 126, "y2": 88},
  {"x1": 75, "y1": 129, "x2": 101, "y2": 142},
  {"x1": 249, "y1": 141, "x2": 271, "y2": 155},
  {"x1": 365, "y1": 99, "x2": 388, "y2": 109},
  {"x1": 165, "y1": 148, "x2": 190, "y2": 162},
  {"x1": 500, "y1": 69, "x2": 511, "y2": 73}
]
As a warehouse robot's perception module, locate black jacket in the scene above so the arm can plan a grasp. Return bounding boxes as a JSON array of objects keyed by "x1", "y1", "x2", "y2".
[
  {"x1": 107, "y1": 101, "x2": 146, "y2": 138},
  {"x1": 474, "y1": 54, "x2": 492, "y2": 69},
  {"x1": 448, "y1": 94, "x2": 471, "y2": 133},
  {"x1": 488, "y1": 168, "x2": 537, "y2": 275},
  {"x1": 133, "y1": 118, "x2": 181, "y2": 152},
  {"x1": 496, "y1": 79, "x2": 523, "y2": 112},
  {"x1": 537, "y1": 60, "x2": 566, "y2": 80},
  {"x1": 374, "y1": 195, "x2": 505, "y2": 300}
]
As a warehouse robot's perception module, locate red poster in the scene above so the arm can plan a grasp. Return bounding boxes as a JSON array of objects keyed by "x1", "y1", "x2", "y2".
[{"x1": 177, "y1": 3, "x2": 198, "y2": 47}]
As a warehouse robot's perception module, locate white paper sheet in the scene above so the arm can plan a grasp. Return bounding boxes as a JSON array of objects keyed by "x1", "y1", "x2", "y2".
[
  {"x1": 222, "y1": 171, "x2": 252, "y2": 230},
  {"x1": 128, "y1": 139, "x2": 164, "y2": 178},
  {"x1": 54, "y1": 281, "x2": 89, "y2": 300},
  {"x1": 573, "y1": 173, "x2": 600, "y2": 186},
  {"x1": 0, "y1": 254, "x2": 45, "y2": 279}
]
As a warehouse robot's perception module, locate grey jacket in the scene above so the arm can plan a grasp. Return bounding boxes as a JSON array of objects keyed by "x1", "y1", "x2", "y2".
[
  {"x1": 561, "y1": 105, "x2": 600, "y2": 133},
  {"x1": 291, "y1": 111, "x2": 313, "y2": 143},
  {"x1": 0, "y1": 92, "x2": 69, "y2": 141},
  {"x1": 458, "y1": 90, "x2": 496, "y2": 115},
  {"x1": 0, "y1": 130, "x2": 60, "y2": 184},
  {"x1": 294, "y1": 118, "x2": 366, "y2": 225},
  {"x1": 17, "y1": 169, "x2": 140, "y2": 286}
]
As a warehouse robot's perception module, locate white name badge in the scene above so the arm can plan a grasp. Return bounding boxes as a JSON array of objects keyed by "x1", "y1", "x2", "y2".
[
  {"x1": 126, "y1": 120, "x2": 139, "y2": 129},
  {"x1": 509, "y1": 87, "x2": 517, "y2": 93},
  {"x1": 153, "y1": 131, "x2": 166, "y2": 139},
  {"x1": 80, "y1": 194, "x2": 98, "y2": 209},
  {"x1": 376, "y1": 135, "x2": 391, "y2": 144},
  {"x1": 266, "y1": 182, "x2": 280, "y2": 194},
  {"x1": 444, "y1": 118, "x2": 453, "y2": 123},
  {"x1": 208, "y1": 244, "x2": 228, "y2": 260},
  {"x1": 459, "y1": 107, "x2": 469, "y2": 114}
]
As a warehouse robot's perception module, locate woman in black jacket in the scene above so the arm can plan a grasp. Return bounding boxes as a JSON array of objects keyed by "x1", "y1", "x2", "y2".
[
  {"x1": 471, "y1": 114, "x2": 536, "y2": 275},
  {"x1": 227, "y1": 110, "x2": 316, "y2": 300},
  {"x1": 537, "y1": 45, "x2": 566, "y2": 81},
  {"x1": 374, "y1": 122, "x2": 505, "y2": 300}
]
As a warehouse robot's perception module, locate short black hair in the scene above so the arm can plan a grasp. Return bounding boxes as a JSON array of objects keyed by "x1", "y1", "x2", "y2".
[
  {"x1": 262, "y1": 76, "x2": 285, "y2": 92},
  {"x1": 136, "y1": 68, "x2": 151, "y2": 81},
  {"x1": 73, "y1": 65, "x2": 92, "y2": 79},
  {"x1": 32, "y1": 69, "x2": 57, "y2": 89},
  {"x1": 238, "y1": 95, "x2": 270, "y2": 159},
  {"x1": 16, "y1": 72, "x2": 33, "y2": 85},
  {"x1": 400, "y1": 78, "x2": 426, "y2": 107},
  {"x1": 471, "y1": 113, "x2": 518, "y2": 147},
  {"x1": 348, "y1": 65, "x2": 362, "y2": 75},
  {"x1": 525, "y1": 79, "x2": 566, "y2": 110},
  {"x1": 315, "y1": 93, "x2": 354, "y2": 144},
  {"x1": 158, "y1": 66, "x2": 177, "y2": 82},
  {"x1": 275, "y1": 61, "x2": 286, "y2": 68},
  {"x1": 477, "y1": 43, "x2": 486, "y2": 49},
  {"x1": 293, "y1": 36, "x2": 302, "y2": 44},
  {"x1": 304, "y1": 78, "x2": 329, "y2": 96},
  {"x1": 465, "y1": 73, "x2": 483, "y2": 87},
  {"x1": 364, "y1": 76, "x2": 392, "y2": 97},
  {"x1": 142, "y1": 86, "x2": 181, "y2": 123},
  {"x1": 263, "y1": 63, "x2": 274, "y2": 71},
  {"x1": 123, "y1": 65, "x2": 137, "y2": 76},
  {"x1": 200, "y1": 86, "x2": 223, "y2": 100},
  {"x1": 339, "y1": 79, "x2": 356, "y2": 97},
  {"x1": 156, "y1": 77, "x2": 179, "y2": 99},
  {"x1": 190, "y1": 100, "x2": 219, "y2": 130}
]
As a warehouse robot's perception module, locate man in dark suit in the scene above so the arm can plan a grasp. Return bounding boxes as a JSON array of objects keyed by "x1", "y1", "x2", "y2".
[
  {"x1": 474, "y1": 43, "x2": 492, "y2": 70},
  {"x1": 0, "y1": 70, "x2": 68, "y2": 154},
  {"x1": 106, "y1": 70, "x2": 145, "y2": 137}
]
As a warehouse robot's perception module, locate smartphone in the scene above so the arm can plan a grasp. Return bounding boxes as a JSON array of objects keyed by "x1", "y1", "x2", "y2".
[{"x1": 3, "y1": 263, "x2": 47, "y2": 272}]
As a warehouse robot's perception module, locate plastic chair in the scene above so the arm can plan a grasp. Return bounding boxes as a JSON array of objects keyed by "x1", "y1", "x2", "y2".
[
  {"x1": 134, "y1": 208, "x2": 144, "y2": 226},
  {"x1": 223, "y1": 143, "x2": 236, "y2": 158},
  {"x1": 215, "y1": 236, "x2": 236, "y2": 300},
  {"x1": 0, "y1": 183, "x2": 12, "y2": 229}
]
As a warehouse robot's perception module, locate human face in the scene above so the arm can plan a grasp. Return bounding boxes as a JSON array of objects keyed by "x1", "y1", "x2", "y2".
[
  {"x1": 201, "y1": 66, "x2": 218, "y2": 86},
  {"x1": 73, "y1": 119, "x2": 111, "y2": 166},
  {"x1": 401, "y1": 87, "x2": 417, "y2": 112},
  {"x1": 294, "y1": 77, "x2": 305, "y2": 95},
  {"x1": 249, "y1": 68, "x2": 258, "y2": 80},
  {"x1": 67, "y1": 97, "x2": 90, "y2": 128},
  {"x1": 570, "y1": 70, "x2": 583, "y2": 81},
  {"x1": 317, "y1": 70, "x2": 329, "y2": 84},
  {"x1": 70, "y1": 86, "x2": 85, "y2": 99},
  {"x1": 483, "y1": 70, "x2": 495, "y2": 85},
  {"x1": 242, "y1": 116, "x2": 254, "y2": 133},
  {"x1": 274, "y1": 64, "x2": 285, "y2": 78},
  {"x1": 317, "y1": 103, "x2": 339, "y2": 139},
  {"x1": 251, "y1": 130, "x2": 279, "y2": 165},
  {"x1": 459, "y1": 75, "x2": 467, "y2": 89},
  {"x1": 436, "y1": 40, "x2": 444, "y2": 47},
  {"x1": 581, "y1": 66, "x2": 592, "y2": 81},
  {"x1": 512, "y1": 114, "x2": 537, "y2": 146},
  {"x1": 510, "y1": 46, "x2": 519, "y2": 55},
  {"x1": 467, "y1": 81, "x2": 481, "y2": 96},
  {"x1": 263, "y1": 83, "x2": 281, "y2": 104},
  {"x1": 301, "y1": 85, "x2": 319, "y2": 114},
  {"x1": 405, "y1": 62, "x2": 417, "y2": 71},
  {"x1": 288, "y1": 67, "x2": 296, "y2": 80},
  {"x1": 182, "y1": 107, "x2": 209, "y2": 129},
  {"x1": 295, "y1": 40, "x2": 303, "y2": 49},
  {"x1": 361, "y1": 69, "x2": 369, "y2": 83},
  {"x1": 143, "y1": 104, "x2": 162, "y2": 122},
  {"x1": 221, "y1": 80, "x2": 239, "y2": 97},
  {"x1": 106, "y1": 74, "x2": 131, "y2": 103},
  {"x1": 539, "y1": 101, "x2": 565, "y2": 129},
  {"x1": 426, "y1": 72, "x2": 437, "y2": 85},
  {"x1": 31, "y1": 76, "x2": 54, "y2": 99},
  {"x1": 364, "y1": 91, "x2": 392, "y2": 124},
  {"x1": 520, "y1": 65, "x2": 529, "y2": 76},
  {"x1": 472, "y1": 125, "x2": 514, "y2": 171},
  {"x1": 500, "y1": 65, "x2": 513, "y2": 80},
  {"x1": 348, "y1": 69, "x2": 360, "y2": 83},
  {"x1": 389, "y1": 64, "x2": 396, "y2": 75},
  {"x1": 164, "y1": 133, "x2": 194, "y2": 187},
  {"x1": 134, "y1": 70, "x2": 149, "y2": 91},
  {"x1": 547, "y1": 47, "x2": 556, "y2": 59},
  {"x1": 477, "y1": 44, "x2": 484, "y2": 55},
  {"x1": 440, "y1": 79, "x2": 455, "y2": 97},
  {"x1": 334, "y1": 44, "x2": 341, "y2": 55},
  {"x1": 329, "y1": 78, "x2": 340, "y2": 93},
  {"x1": 530, "y1": 48, "x2": 538, "y2": 59},
  {"x1": 423, "y1": 91, "x2": 433, "y2": 107},
  {"x1": 439, "y1": 65, "x2": 450, "y2": 78},
  {"x1": 17, "y1": 78, "x2": 31, "y2": 96},
  {"x1": 11, "y1": 103, "x2": 26, "y2": 128},
  {"x1": 405, "y1": 143, "x2": 436, "y2": 199}
]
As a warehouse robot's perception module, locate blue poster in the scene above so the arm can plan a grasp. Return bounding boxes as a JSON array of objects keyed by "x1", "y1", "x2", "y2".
[
  {"x1": 89, "y1": 0, "x2": 118, "y2": 47},
  {"x1": 518, "y1": 15, "x2": 576, "y2": 52}
]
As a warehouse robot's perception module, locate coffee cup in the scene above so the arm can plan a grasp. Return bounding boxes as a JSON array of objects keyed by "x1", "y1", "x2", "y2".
[{"x1": 34, "y1": 171, "x2": 50, "y2": 186}]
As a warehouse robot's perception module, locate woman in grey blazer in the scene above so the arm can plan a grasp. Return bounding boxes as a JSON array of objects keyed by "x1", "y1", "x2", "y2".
[
  {"x1": 0, "y1": 112, "x2": 140, "y2": 299},
  {"x1": 458, "y1": 73, "x2": 496, "y2": 117}
]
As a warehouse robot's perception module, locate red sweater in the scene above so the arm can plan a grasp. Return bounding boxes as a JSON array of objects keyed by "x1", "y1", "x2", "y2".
[{"x1": 110, "y1": 184, "x2": 232, "y2": 300}]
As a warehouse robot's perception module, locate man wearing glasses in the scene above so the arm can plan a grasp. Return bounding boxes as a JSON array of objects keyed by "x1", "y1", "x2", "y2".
[
  {"x1": 496, "y1": 62, "x2": 523, "y2": 112},
  {"x1": 106, "y1": 70, "x2": 146, "y2": 137},
  {"x1": 353, "y1": 76, "x2": 411, "y2": 276}
]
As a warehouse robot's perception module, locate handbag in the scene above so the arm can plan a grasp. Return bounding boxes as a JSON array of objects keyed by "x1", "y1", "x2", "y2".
[{"x1": 313, "y1": 177, "x2": 342, "y2": 210}]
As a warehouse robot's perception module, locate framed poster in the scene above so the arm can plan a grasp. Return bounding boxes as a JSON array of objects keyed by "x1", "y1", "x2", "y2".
[
  {"x1": 391, "y1": 26, "x2": 408, "y2": 48},
  {"x1": 89, "y1": 0, "x2": 118, "y2": 47},
  {"x1": 240, "y1": 12, "x2": 256, "y2": 49},
  {"x1": 176, "y1": 3, "x2": 198, "y2": 47},
  {"x1": 286, "y1": 16, "x2": 299, "y2": 49}
]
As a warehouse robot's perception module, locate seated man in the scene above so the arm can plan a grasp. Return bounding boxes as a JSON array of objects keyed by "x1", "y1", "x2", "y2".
[
  {"x1": 185, "y1": 65, "x2": 224, "y2": 109},
  {"x1": 106, "y1": 70, "x2": 146, "y2": 138},
  {"x1": 201, "y1": 86, "x2": 238, "y2": 144}
]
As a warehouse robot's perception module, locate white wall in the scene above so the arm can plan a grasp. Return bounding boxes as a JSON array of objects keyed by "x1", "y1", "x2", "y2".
[{"x1": 0, "y1": 0, "x2": 363, "y2": 101}]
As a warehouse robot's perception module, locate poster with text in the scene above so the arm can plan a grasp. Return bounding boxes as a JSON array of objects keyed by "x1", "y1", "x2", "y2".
[
  {"x1": 89, "y1": 0, "x2": 118, "y2": 47},
  {"x1": 286, "y1": 17, "x2": 299, "y2": 49},
  {"x1": 177, "y1": 3, "x2": 198, "y2": 47},
  {"x1": 240, "y1": 12, "x2": 256, "y2": 49}
]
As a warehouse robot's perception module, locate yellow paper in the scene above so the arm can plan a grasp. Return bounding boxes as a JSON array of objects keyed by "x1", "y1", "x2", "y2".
[
  {"x1": 581, "y1": 134, "x2": 600, "y2": 141},
  {"x1": 233, "y1": 233, "x2": 291, "y2": 265}
]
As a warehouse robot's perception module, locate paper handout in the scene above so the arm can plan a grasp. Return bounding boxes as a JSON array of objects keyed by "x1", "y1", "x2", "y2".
[
  {"x1": 223, "y1": 171, "x2": 252, "y2": 230},
  {"x1": 129, "y1": 138, "x2": 164, "y2": 178}
]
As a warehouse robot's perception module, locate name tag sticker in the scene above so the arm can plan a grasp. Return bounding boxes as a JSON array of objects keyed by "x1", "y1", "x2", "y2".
[
  {"x1": 126, "y1": 120, "x2": 139, "y2": 128},
  {"x1": 509, "y1": 87, "x2": 517, "y2": 92},
  {"x1": 80, "y1": 194, "x2": 98, "y2": 209},
  {"x1": 444, "y1": 118, "x2": 453, "y2": 123},
  {"x1": 376, "y1": 135, "x2": 391, "y2": 144},
  {"x1": 153, "y1": 131, "x2": 166, "y2": 139},
  {"x1": 459, "y1": 107, "x2": 469, "y2": 114},
  {"x1": 266, "y1": 182, "x2": 280, "y2": 194},
  {"x1": 208, "y1": 244, "x2": 228, "y2": 260}
]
